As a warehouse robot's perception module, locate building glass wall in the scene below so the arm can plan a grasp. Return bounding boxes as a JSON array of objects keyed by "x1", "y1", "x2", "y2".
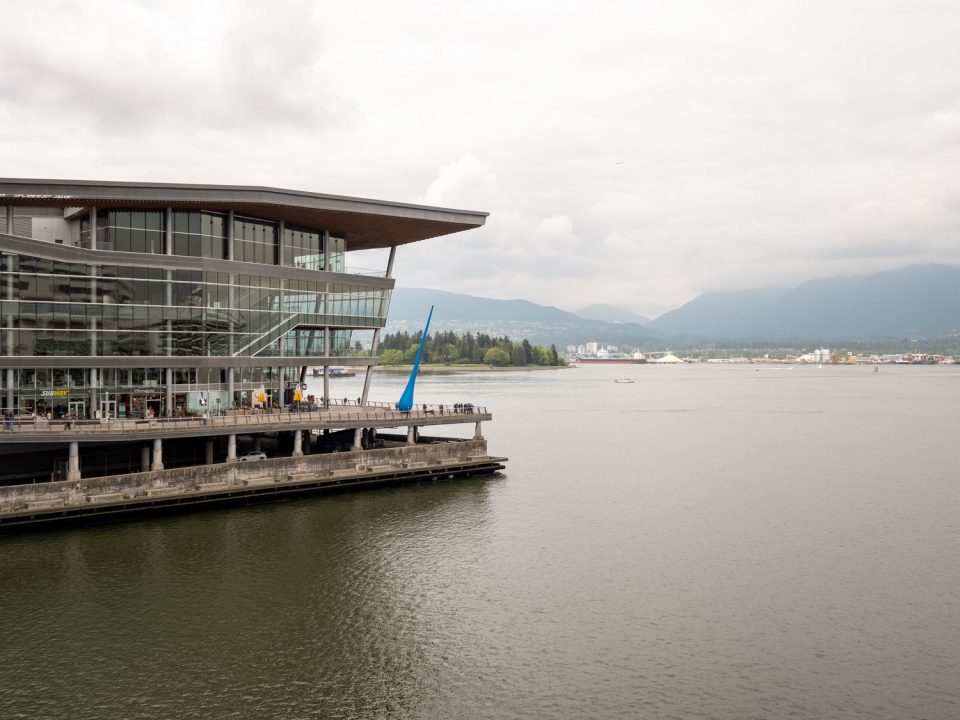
[
  {"x1": 3, "y1": 204, "x2": 389, "y2": 417},
  {"x1": 235, "y1": 216, "x2": 277, "y2": 264},
  {"x1": 75, "y1": 209, "x2": 348, "y2": 270},
  {"x1": 0, "y1": 254, "x2": 387, "y2": 358},
  {"x1": 172, "y1": 210, "x2": 228, "y2": 259}
]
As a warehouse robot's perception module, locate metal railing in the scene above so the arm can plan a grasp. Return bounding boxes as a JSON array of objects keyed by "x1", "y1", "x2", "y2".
[{"x1": 1, "y1": 401, "x2": 489, "y2": 436}]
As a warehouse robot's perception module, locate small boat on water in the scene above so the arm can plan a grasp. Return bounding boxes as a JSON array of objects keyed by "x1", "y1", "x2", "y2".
[
  {"x1": 311, "y1": 367, "x2": 356, "y2": 378},
  {"x1": 614, "y1": 377, "x2": 634, "y2": 384}
]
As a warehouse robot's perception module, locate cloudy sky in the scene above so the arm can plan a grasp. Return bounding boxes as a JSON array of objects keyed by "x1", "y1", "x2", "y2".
[{"x1": 2, "y1": 1, "x2": 959, "y2": 317}]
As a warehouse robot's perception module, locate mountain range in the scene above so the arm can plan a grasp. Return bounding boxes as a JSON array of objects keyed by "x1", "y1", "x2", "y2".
[
  {"x1": 386, "y1": 264, "x2": 960, "y2": 347},
  {"x1": 385, "y1": 288, "x2": 661, "y2": 348},
  {"x1": 648, "y1": 264, "x2": 960, "y2": 341}
]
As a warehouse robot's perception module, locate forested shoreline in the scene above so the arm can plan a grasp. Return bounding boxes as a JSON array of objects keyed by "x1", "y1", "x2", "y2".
[{"x1": 377, "y1": 330, "x2": 564, "y2": 367}]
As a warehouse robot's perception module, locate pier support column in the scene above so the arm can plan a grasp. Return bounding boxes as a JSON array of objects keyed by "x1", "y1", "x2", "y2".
[
  {"x1": 165, "y1": 368, "x2": 173, "y2": 417},
  {"x1": 407, "y1": 426, "x2": 416, "y2": 445},
  {"x1": 353, "y1": 428, "x2": 363, "y2": 450},
  {"x1": 323, "y1": 364, "x2": 330, "y2": 408},
  {"x1": 205, "y1": 439, "x2": 214, "y2": 465},
  {"x1": 151, "y1": 438, "x2": 164, "y2": 471},
  {"x1": 474, "y1": 421, "x2": 482, "y2": 439},
  {"x1": 5, "y1": 369, "x2": 13, "y2": 414},
  {"x1": 141, "y1": 443, "x2": 150, "y2": 472},
  {"x1": 293, "y1": 430, "x2": 303, "y2": 457},
  {"x1": 253, "y1": 435, "x2": 261, "y2": 452},
  {"x1": 67, "y1": 441, "x2": 81, "y2": 481},
  {"x1": 227, "y1": 433, "x2": 237, "y2": 462}
]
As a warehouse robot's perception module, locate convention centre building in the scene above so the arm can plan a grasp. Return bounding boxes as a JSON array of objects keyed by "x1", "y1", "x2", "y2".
[
  {"x1": 0, "y1": 178, "x2": 485, "y2": 420},
  {"x1": 0, "y1": 180, "x2": 504, "y2": 521}
]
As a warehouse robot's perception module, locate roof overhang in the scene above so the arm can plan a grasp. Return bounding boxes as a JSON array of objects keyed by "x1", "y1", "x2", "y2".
[{"x1": 0, "y1": 178, "x2": 487, "y2": 251}]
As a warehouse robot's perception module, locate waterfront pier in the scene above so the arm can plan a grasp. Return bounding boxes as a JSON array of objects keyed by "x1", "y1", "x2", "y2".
[{"x1": 0, "y1": 179, "x2": 504, "y2": 528}]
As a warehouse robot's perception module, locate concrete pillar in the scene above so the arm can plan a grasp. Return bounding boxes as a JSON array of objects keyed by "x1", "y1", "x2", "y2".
[
  {"x1": 253, "y1": 435, "x2": 261, "y2": 452},
  {"x1": 293, "y1": 430, "x2": 303, "y2": 457},
  {"x1": 205, "y1": 439, "x2": 214, "y2": 465},
  {"x1": 4, "y1": 257, "x2": 12, "y2": 413},
  {"x1": 227, "y1": 367, "x2": 235, "y2": 409},
  {"x1": 277, "y1": 220, "x2": 284, "y2": 266},
  {"x1": 165, "y1": 207, "x2": 173, "y2": 255},
  {"x1": 151, "y1": 438, "x2": 164, "y2": 471},
  {"x1": 353, "y1": 428, "x2": 362, "y2": 450},
  {"x1": 407, "y1": 426, "x2": 416, "y2": 445},
  {"x1": 361, "y1": 325, "x2": 378, "y2": 404},
  {"x1": 475, "y1": 421, "x2": 482, "y2": 439},
  {"x1": 89, "y1": 206, "x2": 97, "y2": 250},
  {"x1": 322, "y1": 363, "x2": 329, "y2": 408},
  {"x1": 227, "y1": 210, "x2": 235, "y2": 261},
  {"x1": 277, "y1": 366, "x2": 284, "y2": 409},
  {"x1": 165, "y1": 368, "x2": 173, "y2": 418},
  {"x1": 227, "y1": 433, "x2": 237, "y2": 462},
  {"x1": 5, "y1": 204, "x2": 12, "y2": 234},
  {"x1": 5, "y1": 259, "x2": 12, "y2": 412},
  {"x1": 141, "y1": 443, "x2": 150, "y2": 472},
  {"x1": 67, "y1": 441, "x2": 81, "y2": 481},
  {"x1": 89, "y1": 367, "x2": 98, "y2": 419}
]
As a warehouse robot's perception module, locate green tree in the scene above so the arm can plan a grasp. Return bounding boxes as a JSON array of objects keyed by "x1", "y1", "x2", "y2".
[
  {"x1": 379, "y1": 348, "x2": 405, "y2": 365},
  {"x1": 483, "y1": 347, "x2": 511, "y2": 366}
]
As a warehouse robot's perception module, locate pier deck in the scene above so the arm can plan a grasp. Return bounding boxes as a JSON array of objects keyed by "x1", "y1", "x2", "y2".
[
  {"x1": 2, "y1": 402, "x2": 490, "y2": 443},
  {"x1": 0, "y1": 437, "x2": 506, "y2": 531}
]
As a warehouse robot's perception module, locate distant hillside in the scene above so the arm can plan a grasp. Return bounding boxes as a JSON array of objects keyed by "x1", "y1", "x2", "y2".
[
  {"x1": 575, "y1": 304, "x2": 650, "y2": 325},
  {"x1": 387, "y1": 288, "x2": 664, "y2": 348},
  {"x1": 649, "y1": 264, "x2": 960, "y2": 341}
]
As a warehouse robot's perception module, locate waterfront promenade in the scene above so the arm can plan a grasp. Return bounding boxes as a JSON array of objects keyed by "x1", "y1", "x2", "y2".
[{"x1": 3, "y1": 400, "x2": 490, "y2": 442}]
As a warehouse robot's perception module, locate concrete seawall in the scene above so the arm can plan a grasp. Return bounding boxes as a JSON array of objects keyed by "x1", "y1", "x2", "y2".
[{"x1": 0, "y1": 438, "x2": 505, "y2": 530}]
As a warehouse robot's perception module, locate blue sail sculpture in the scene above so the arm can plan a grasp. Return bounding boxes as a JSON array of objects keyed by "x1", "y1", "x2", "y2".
[{"x1": 397, "y1": 305, "x2": 433, "y2": 412}]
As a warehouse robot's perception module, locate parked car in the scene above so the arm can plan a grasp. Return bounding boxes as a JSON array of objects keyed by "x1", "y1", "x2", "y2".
[{"x1": 239, "y1": 451, "x2": 267, "y2": 462}]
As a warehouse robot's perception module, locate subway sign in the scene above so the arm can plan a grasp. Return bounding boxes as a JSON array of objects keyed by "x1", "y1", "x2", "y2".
[{"x1": 41, "y1": 389, "x2": 70, "y2": 397}]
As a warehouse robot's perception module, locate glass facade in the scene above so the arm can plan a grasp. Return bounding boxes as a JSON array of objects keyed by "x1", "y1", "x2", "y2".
[
  {"x1": 0, "y1": 255, "x2": 388, "y2": 357},
  {"x1": 282, "y1": 226, "x2": 345, "y2": 271},
  {"x1": 0, "y1": 363, "x2": 312, "y2": 418},
  {"x1": 2, "y1": 204, "x2": 389, "y2": 416},
  {"x1": 77, "y1": 209, "x2": 346, "y2": 270},
  {"x1": 235, "y1": 215, "x2": 276, "y2": 264},
  {"x1": 173, "y1": 211, "x2": 228, "y2": 259}
]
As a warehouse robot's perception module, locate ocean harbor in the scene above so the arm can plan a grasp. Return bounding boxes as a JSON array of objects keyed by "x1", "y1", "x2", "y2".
[{"x1": 2, "y1": 364, "x2": 958, "y2": 718}]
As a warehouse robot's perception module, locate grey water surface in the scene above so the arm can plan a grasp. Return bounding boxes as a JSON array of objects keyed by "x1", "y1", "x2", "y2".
[{"x1": 1, "y1": 364, "x2": 959, "y2": 719}]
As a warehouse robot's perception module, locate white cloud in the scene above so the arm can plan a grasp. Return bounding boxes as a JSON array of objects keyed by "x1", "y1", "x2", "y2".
[{"x1": 3, "y1": 1, "x2": 960, "y2": 318}]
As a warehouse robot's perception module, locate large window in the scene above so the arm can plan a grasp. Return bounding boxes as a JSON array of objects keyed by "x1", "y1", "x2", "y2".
[
  {"x1": 235, "y1": 216, "x2": 277, "y2": 264},
  {"x1": 103, "y1": 210, "x2": 164, "y2": 254},
  {"x1": 283, "y1": 225, "x2": 322, "y2": 269},
  {"x1": 172, "y1": 211, "x2": 227, "y2": 259}
]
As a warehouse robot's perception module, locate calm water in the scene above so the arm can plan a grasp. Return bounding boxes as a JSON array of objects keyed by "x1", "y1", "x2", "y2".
[{"x1": 2, "y1": 365, "x2": 959, "y2": 719}]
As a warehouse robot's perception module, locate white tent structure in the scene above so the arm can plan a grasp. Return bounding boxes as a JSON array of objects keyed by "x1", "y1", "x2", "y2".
[{"x1": 652, "y1": 352, "x2": 684, "y2": 364}]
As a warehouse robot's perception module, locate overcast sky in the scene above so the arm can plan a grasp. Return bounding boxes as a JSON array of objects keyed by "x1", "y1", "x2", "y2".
[{"x1": 2, "y1": 1, "x2": 959, "y2": 317}]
